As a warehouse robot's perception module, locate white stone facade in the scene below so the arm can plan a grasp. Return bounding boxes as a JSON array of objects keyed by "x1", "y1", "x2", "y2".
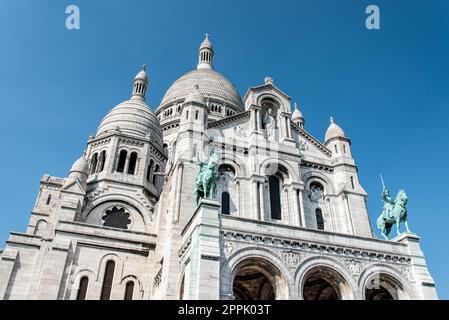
[{"x1": 0, "y1": 36, "x2": 438, "y2": 300}]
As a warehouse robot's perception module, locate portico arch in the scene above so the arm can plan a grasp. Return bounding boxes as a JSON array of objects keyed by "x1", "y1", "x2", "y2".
[
  {"x1": 359, "y1": 265, "x2": 411, "y2": 300},
  {"x1": 221, "y1": 247, "x2": 293, "y2": 300},
  {"x1": 296, "y1": 257, "x2": 356, "y2": 300}
]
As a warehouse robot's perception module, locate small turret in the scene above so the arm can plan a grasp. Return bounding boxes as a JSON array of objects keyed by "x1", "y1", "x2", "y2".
[
  {"x1": 197, "y1": 34, "x2": 214, "y2": 70},
  {"x1": 324, "y1": 117, "x2": 352, "y2": 158},
  {"x1": 291, "y1": 103, "x2": 305, "y2": 129},
  {"x1": 131, "y1": 65, "x2": 149, "y2": 101}
]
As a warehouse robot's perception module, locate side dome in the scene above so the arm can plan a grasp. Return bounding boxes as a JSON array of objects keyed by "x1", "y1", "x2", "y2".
[
  {"x1": 325, "y1": 117, "x2": 346, "y2": 142},
  {"x1": 96, "y1": 66, "x2": 163, "y2": 147},
  {"x1": 70, "y1": 155, "x2": 88, "y2": 175},
  {"x1": 96, "y1": 99, "x2": 163, "y2": 146},
  {"x1": 159, "y1": 69, "x2": 243, "y2": 110}
]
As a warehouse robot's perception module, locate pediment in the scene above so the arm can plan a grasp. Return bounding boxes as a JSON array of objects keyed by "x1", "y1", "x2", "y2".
[
  {"x1": 62, "y1": 177, "x2": 85, "y2": 194},
  {"x1": 292, "y1": 124, "x2": 332, "y2": 159}
]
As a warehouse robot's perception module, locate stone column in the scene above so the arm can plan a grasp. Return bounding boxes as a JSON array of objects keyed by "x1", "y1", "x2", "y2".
[
  {"x1": 252, "y1": 180, "x2": 260, "y2": 220},
  {"x1": 173, "y1": 163, "x2": 184, "y2": 223},
  {"x1": 250, "y1": 106, "x2": 258, "y2": 133},
  {"x1": 298, "y1": 189, "x2": 306, "y2": 227},
  {"x1": 286, "y1": 116, "x2": 292, "y2": 138},
  {"x1": 290, "y1": 186, "x2": 301, "y2": 227},
  {"x1": 343, "y1": 193, "x2": 356, "y2": 235},
  {"x1": 282, "y1": 187, "x2": 289, "y2": 222},
  {"x1": 326, "y1": 197, "x2": 336, "y2": 232},
  {"x1": 259, "y1": 180, "x2": 266, "y2": 221}
]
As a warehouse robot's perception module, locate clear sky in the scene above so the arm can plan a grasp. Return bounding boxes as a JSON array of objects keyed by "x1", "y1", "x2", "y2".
[{"x1": 0, "y1": 0, "x2": 448, "y2": 299}]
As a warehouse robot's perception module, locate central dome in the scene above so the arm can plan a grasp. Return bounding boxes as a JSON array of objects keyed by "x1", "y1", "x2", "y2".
[{"x1": 159, "y1": 69, "x2": 244, "y2": 110}]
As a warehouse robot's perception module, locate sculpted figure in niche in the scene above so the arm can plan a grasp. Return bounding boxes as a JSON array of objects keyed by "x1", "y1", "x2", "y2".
[
  {"x1": 263, "y1": 108, "x2": 276, "y2": 141},
  {"x1": 309, "y1": 182, "x2": 324, "y2": 202}
]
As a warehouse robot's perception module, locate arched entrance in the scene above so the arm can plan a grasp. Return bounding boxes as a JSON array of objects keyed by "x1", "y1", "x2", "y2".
[
  {"x1": 364, "y1": 273, "x2": 404, "y2": 300},
  {"x1": 232, "y1": 258, "x2": 287, "y2": 300},
  {"x1": 301, "y1": 266, "x2": 352, "y2": 300}
]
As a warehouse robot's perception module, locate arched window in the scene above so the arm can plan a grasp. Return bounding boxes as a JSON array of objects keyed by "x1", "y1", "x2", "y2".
[
  {"x1": 76, "y1": 276, "x2": 89, "y2": 300},
  {"x1": 98, "y1": 151, "x2": 106, "y2": 172},
  {"x1": 316, "y1": 208, "x2": 324, "y2": 230},
  {"x1": 221, "y1": 192, "x2": 230, "y2": 215},
  {"x1": 269, "y1": 175, "x2": 282, "y2": 220},
  {"x1": 146, "y1": 159, "x2": 154, "y2": 182},
  {"x1": 343, "y1": 145, "x2": 347, "y2": 154},
  {"x1": 350, "y1": 176, "x2": 355, "y2": 189},
  {"x1": 186, "y1": 110, "x2": 189, "y2": 119},
  {"x1": 100, "y1": 260, "x2": 115, "y2": 300},
  {"x1": 116, "y1": 150, "x2": 127, "y2": 173},
  {"x1": 195, "y1": 110, "x2": 199, "y2": 120},
  {"x1": 334, "y1": 145, "x2": 338, "y2": 153},
  {"x1": 46, "y1": 195, "x2": 52, "y2": 206},
  {"x1": 127, "y1": 152, "x2": 138, "y2": 175},
  {"x1": 153, "y1": 164, "x2": 160, "y2": 186},
  {"x1": 124, "y1": 281, "x2": 134, "y2": 300},
  {"x1": 90, "y1": 153, "x2": 98, "y2": 174}
]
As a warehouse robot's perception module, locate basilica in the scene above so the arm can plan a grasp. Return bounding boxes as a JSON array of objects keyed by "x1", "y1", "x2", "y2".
[{"x1": 0, "y1": 35, "x2": 437, "y2": 300}]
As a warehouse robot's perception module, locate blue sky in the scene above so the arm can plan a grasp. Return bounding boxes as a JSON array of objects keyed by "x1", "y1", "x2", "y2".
[{"x1": 0, "y1": 0, "x2": 448, "y2": 298}]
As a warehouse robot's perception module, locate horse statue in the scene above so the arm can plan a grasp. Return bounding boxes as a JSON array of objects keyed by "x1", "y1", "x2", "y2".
[
  {"x1": 194, "y1": 151, "x2": 218, "y2": 206},
  {"x1": 376, "y1": 188, "x2": 411, "y2": 240}
]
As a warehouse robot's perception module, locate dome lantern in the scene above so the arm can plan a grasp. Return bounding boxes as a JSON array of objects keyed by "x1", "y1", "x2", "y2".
[
  {"x1": 131, "y1": 64, "x2": 149, "y2": 101},
  {"x1": 292, "y1": 103, "x2": 305, "y2": 129},
  {"x1": 197, "y1": 33, "x2": 214, "y2": 70}
]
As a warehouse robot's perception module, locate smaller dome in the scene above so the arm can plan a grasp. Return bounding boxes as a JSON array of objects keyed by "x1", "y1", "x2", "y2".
[
  {"x1": 184, "y1": 84, "x2": 206, "y2": 105},
  {"x1": 199, "y1": 33, "x2": 213, "y2": 50},
  {"x1": 96, "y1": 99, "x2": 163, "y2": 146},
  {"x1": 134, "y1": 65, "x2": 148, "y2": 82},
  {"x1": 70, "y1": 155, "x2": 88, "y2": 175},
  {"x1": 292, "y1": 103, "x2": 303, "y2": 121},
  {"x1": 325, "y1": 117, "x2": 346, "y2": 142}
]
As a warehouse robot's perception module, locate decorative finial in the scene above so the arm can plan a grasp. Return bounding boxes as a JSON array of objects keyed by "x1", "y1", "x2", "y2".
[
  {"x1": 142, "y1": 64, "x2": 146, "y2": 71},
  {"x1": 205, "y1": 33, "x2": 209, "y2": 40},
  {"x1": 330, "y1": 116, "x2": 334, "y2": 124},
  {"x1": 264, "y1": 76, "x2": 273, "y2": 85},
  {"x1": 294, "y1": 103, "x2": 298, "y2": 110}
]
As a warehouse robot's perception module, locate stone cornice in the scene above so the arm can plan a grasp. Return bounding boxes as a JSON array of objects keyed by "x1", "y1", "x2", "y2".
[
  {"x1": 208, "y1": 111, "x2": 251, "y2": 129},
  {"x1": 220, "y1": 222, "x2": 412, "y2": 265},
  {"x1": 300, "y1": 160, "x2": 334, "y2": 173}
]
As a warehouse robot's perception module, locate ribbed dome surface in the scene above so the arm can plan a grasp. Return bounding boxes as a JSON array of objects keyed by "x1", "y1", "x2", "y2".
[
  {"x1": 160, "y1": 69, "x2": 243, "y2": 110},
  {"x1": 292, "y1": 104, "x2": 303, "y2": 121},
  {"x1": 325, "y1": 120, "x2": 346, "y2": 142},
  {"x1": 70, "y1": 155, "x2": 88, "y2": 174},
  {"x1": 96, "y1": 99, "x2": 163, "y2": 146}
]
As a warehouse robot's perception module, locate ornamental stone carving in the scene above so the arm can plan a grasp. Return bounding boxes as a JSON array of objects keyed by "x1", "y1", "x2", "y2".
[
  {"x1": 343, "y1": 258, "x2": 365, "y2": 276},
  {"x1": 280, "y1": 250, "x2": 302, "y2": 270}
]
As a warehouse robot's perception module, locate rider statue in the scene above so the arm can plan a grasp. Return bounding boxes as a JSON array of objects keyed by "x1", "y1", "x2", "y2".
[
  {"x1": 377, "y1": 175, "x2": 411, "y2": 240},
  {"x1": 194, "y1": 150, "x2": 218, "y2": 206},
  {"x1": 381, "y1": 188, "x2": 395, "y2": 220}
]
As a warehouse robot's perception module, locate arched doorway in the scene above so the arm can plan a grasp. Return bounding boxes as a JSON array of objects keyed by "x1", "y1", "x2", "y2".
[
  {"x1": 301, "y1": 266, "x2": 352, "y2": 300},
  {"x1": 364, "y1": 273, "x2": 404, "y2": 300},
  {"x1": 232, "y1": 258, "x2": 287, "y2": 300}
]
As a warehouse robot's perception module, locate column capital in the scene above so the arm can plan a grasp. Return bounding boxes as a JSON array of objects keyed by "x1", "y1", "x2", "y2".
[
  {"x1": 249, "y1": 104, "x2": 262, "y2": 111},
  {"x1": 250, "y1": 174, "x2": 266, "y2": 183}
]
